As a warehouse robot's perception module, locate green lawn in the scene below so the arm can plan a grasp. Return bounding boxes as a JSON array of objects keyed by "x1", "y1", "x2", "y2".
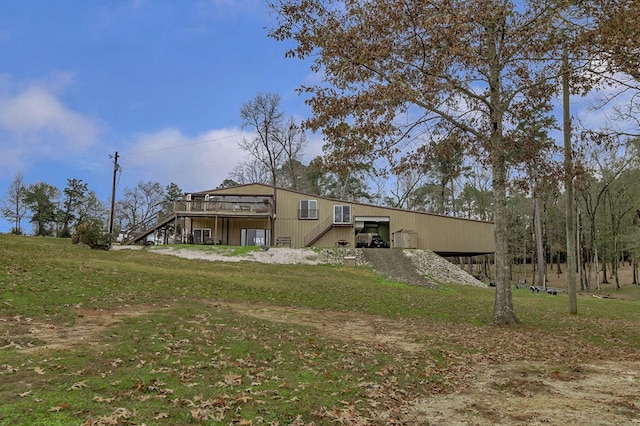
[{"x1": 1, "y1": 235, "x2": 639, "y2": 425}]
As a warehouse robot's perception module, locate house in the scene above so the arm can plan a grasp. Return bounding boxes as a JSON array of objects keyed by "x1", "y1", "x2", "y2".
[{"x1": 127, "y1": 183, "x2": 495, "y2": 256}]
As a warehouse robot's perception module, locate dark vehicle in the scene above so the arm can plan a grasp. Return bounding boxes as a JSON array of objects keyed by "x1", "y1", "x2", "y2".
[
  {"x1": 369, "y1": 234, "x2": 388, "y2": 248},
  {"x1": 356, "y1": 233, "x2": 389, "y2": 248}
]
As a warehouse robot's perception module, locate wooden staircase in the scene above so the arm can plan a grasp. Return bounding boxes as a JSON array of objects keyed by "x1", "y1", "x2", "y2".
[
  {"x1": 304, "y1": 216, "x2": 333, "y2": 247},
  {"x1": 122, "y1": 212, "x2": 176, "y2": 245},
  {"x1": 303, "y1": 216, "x2": 353, "y2": 247}
]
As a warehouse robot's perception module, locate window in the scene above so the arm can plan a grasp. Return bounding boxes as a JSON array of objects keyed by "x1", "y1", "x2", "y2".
[
  {"x1": 333, "y1": 205, "x2": 351, "y2": 224},
  {"x1": 299, "y1": 200, "x2": 318, "y2": 219},
  {"x1": 193, "y1": 228, "x2": 211, "y2": 244},
  {"x1": 241, "y1": 229, "x2": 271, "y2": 246}
]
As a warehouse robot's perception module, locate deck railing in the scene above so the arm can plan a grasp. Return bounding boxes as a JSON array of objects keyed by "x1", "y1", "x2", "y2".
[
  {"x1": 173, "y1": 200, "x2": 273, "y2": 215},
  {"x1": 303, "y1": 215, "x2": 334, "y2": 247}
]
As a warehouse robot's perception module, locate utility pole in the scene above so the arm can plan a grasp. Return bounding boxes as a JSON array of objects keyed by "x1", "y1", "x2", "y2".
[{"x1": 108, "y1": 151, "x2": 119, "y2": 237}]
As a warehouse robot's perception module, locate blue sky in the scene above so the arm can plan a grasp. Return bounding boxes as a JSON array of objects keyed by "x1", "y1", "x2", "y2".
[
  {"x1": 0, "y1": 0, "x2": 322, "y2": 232},
  {"x1": 0, "y1": 1, "x2": 633, "y2": 234}
]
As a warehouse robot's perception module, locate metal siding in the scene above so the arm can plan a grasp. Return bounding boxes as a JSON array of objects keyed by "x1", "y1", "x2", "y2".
[
  {"x1": 274, "y1": 189, "x2": 339, "y2": 247},
  {"x1": 272, "y1": 187, "x2": 494, "y2": 253},
  {"x1": 187, "y1": 185, "x2": 494, "y2": 254},
  {"x1": 191, "y1": 217, "x2": 270, "y2": 245}
]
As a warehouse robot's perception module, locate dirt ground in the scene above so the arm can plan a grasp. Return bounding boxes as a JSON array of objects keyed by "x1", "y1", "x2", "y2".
[{"x1": 9, "y1": 300, "x2": 640, "y2": 425}]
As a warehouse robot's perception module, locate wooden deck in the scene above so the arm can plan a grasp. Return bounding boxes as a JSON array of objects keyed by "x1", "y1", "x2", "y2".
[{"x1": 173, "y1": 200, "x2": 273, "y2": 217}]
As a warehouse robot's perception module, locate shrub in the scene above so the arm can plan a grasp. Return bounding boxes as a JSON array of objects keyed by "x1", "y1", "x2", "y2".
[{"x1": 74, "y1": 221, "x2": 111, "y2": 250}]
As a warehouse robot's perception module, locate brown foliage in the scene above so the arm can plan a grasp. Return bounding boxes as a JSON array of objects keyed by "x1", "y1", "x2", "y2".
[{"x1": 269, "y1": 0, "x2": 580, "y2": 324}]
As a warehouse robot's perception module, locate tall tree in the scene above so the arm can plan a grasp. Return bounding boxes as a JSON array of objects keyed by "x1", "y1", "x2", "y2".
[
  {"x1": 1, "y1": 172, "x2": 28, "y2": 234},
  {"x1": 603, "y1": 164, "x2": 639, "y2": 289},
  {"x1": 60, "y1": 178, "x2": 89, "y2": 238},
  {"x1": 24, "y1": 182, "x2": 60, "y2": 236},
  {"x1": 229, "y1": 160, "x2": 270, "y2": 185},
  {"x1": 278, "y1": 118, "x2": 308, "y2": 190},
  {"x1": 590, "y1": 0, "x2": 640, "y2": 81},
  {"x1": 163, "y1": 182, "x2": 183, "y2": 213},
  {"x1": 239, "y1": 92, "x2": 286, "y2": 186},
  {"x1": 427, "y1": 130, "x2": 469, "y2": 215},
  {"x1": 217, "y1": 178, "x2": 240, "y2": 189},
  {"x1": 117, "y1": 181, "x2": 165, "y2": 231},
  {"x1": 386, "y1": 169, "x2": 428, "y2": 210},
  {"x1": 578, "y1": 141, "x2": 633, "y2": 290},
  {"x1": 579, "y1": 0, "x2": 640, "y2": 139},
  {"x1": 562, "y1": 47, "x2": 578, "y2": 313},
  {"x1": 76, "y1": 190, "x2": 107, "y2": 226},
  {"x1": 270, "y1": 0, "x2": 570, "y2": 324},
  {"x1": 458, "y1": 165, "x2": 494, "y2": 221}
]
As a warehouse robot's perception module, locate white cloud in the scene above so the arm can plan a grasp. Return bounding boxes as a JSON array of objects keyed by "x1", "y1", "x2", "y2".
[
  {"x1": 121, "y1": 126, "x2": 328, "y2": 192},
  {"x1": 0, "y1": 81, "x2": 102, "y2": 172},
  {"x1": 304, "y1": 132, "x2": 325, "y2": 161},
  {"x1": 122, "y1": 127, "x2": 247, "y2": 191}
]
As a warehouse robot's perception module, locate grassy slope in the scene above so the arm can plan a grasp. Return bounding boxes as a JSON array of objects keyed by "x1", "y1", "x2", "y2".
[{"x1": 1, "y1": 235, "x2": 639, "y2": 425}]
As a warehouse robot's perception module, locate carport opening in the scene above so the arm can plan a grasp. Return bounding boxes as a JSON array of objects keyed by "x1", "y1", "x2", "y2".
[{"x1": 355, "y1": 217, "x2": 390, "y2": 248}]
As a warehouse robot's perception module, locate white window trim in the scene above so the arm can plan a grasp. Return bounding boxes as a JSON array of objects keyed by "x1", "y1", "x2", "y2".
[
  {"x1": 333, "y1": 204, "x2": 352, "y2": 224},
  {"x1": 299, "y1": 199, "x2": 318, "y2": 219}
]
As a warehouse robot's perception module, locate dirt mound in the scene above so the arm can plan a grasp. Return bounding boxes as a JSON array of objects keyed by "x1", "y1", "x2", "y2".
[
  {"x1": 360, "y1": 249, "x2": 485, "y2": 288},
  {"x1": 405, "y1": 250, "x2": 486, "y2": 287},
  {"x1": 131, "y1": 245, "x2": 485, "y2": 288},
  {"x1": 360, "y1": 248, "x2": 437, "y2": 287}
]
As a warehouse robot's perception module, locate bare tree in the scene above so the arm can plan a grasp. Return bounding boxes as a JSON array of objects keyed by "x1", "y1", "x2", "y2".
[
  {"x1": 1, "y1": 172, "x2": 28, "y2": 234},
  {"x1": 387, "y1": 169, "x2": 428, "y2": 209},
  {"x1": 239, "y1": 93, "x2": 286, "y2": 186},
  {"x1": 76, "y1": 190, "x2": 108, "y2": 226},
  {"x1": 277, "y1": 117, "x2": 308, "y2": 190},
  {"x1": 117, "y1": 181, "x2": 165, "y2": 231},
  {"x1": 229, "y1": 160, "x2": 270, "y2": 185}
]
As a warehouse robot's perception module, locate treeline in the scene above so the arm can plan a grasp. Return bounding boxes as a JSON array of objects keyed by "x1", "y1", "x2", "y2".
[
  {"x1": 0, "y1": 173, "x2": 182, "y2": 243},
  {"x1": 234, "y1": 92, "x2": 640, "y2": 292}
]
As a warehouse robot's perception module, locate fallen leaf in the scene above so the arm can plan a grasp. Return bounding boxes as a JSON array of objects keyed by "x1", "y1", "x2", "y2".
[
  {"x1": 49, "y1": 404, "x2": 69, "y2": 412},
  {"x1": 67, "y1": 380, "x2": 88, "y2": 391},
  {"x1": 93, "y1": 396, "x2": 116, "y2": 403},
  {"x1": 224, "y1": 373, "x2": 243, "y2": 385}
]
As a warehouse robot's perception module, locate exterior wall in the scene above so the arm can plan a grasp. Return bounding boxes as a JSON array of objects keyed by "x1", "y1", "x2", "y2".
[
  {"x1": 190, "y1": 217, "x2": 270, "y2": 245},
  {"x1": 183, "y1": 184, "x2": 495, "y2": 255},
  {"x1": 271, "y1": 187, "x2": 494, "y2": 254}
]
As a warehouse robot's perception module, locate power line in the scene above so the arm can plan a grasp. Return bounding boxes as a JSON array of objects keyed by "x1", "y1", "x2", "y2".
[{"x1": 128, "y1": 132, "x2": 245, "y2": 155}]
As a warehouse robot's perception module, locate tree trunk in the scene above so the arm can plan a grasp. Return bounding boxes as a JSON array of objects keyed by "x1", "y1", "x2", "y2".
[
  {"x1": 451, "y1": 178, "x2": 457, "y2": 216},
  {"x1": 534, "y1": 195, "x2": 546, "y2": 289},
  {"x1": 489, "y1": 43, "x2": 518, "y2": 324},
  {"x1": 562, "y1": 48, "x2": 577, "y2": 314},
  {"x1": 493, "y1": 155, "x2": 518, "y2": 324},
  {"x1": 594, "y1": 249, "x2": 601, "y2": 291},
  {"x1": 614, "y1": 234, "x2": 620, "y2": 290}
]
